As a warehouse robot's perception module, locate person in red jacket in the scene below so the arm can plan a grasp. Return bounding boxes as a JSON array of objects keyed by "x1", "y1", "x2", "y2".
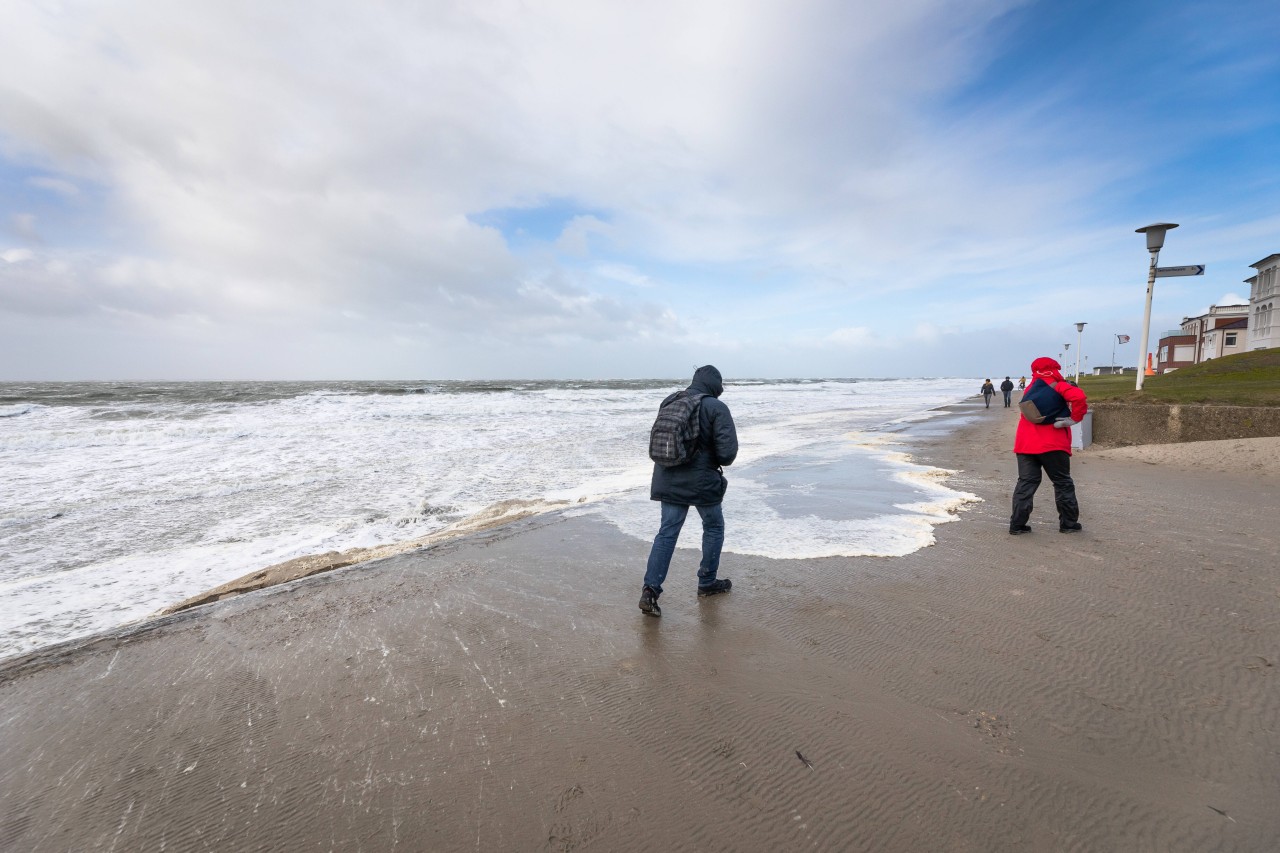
[{"x1": 1010, "y1": 356, "x2": 1088, "y2": 534}]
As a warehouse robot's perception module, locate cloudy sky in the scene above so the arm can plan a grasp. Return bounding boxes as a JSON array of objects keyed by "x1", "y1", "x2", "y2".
[{"x1": 1, "y1": 0, "x2": 1277, "y2": 380}]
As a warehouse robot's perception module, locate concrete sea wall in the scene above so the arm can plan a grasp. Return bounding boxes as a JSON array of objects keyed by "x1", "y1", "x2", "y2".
[{"x1": 1091, "y1": 402, "x2": 1280, "y2": 446}]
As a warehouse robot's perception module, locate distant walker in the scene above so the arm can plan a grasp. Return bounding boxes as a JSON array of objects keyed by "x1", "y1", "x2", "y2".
[
  {"x1": 1000, "y1": 377, "x2": 1014, "y2": 408},
  {"x1": 980, "y1": 379, "x2": 996, "y2": 409}
]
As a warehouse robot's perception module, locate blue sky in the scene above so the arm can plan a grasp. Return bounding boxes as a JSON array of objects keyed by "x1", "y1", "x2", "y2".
[{"x1": 1, "y1": 0, "x2": 1277, "y2": 380}]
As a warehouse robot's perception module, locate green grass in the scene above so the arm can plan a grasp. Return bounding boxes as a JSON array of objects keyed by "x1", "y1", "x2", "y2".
[{"x1": 1077, "y1": 348, "x2": 1280, "y2": 406}]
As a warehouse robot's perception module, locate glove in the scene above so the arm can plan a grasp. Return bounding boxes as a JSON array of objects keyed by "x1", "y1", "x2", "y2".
[{"x1": 1053, "y1": 417, "x2": 1079, "y2": 429}]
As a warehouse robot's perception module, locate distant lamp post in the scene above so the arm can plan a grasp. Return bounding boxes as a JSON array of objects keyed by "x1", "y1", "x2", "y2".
[
  {"x1": 1135, "y1": 223, "x2": 1179, "y2": 391},
  {"x1": 1074, "y1": 322, "x2": 1086, "y2": 382}
]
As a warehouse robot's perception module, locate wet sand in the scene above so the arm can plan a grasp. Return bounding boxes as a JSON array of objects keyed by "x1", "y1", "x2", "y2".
[{"x1": 2, "y1": 401, "x2": 1278, "y2": 851}]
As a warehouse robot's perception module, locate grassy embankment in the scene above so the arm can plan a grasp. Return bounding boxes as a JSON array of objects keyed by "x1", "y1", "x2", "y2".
[{"x1": 1077, "y1": 349, "x2": 1280, "y2": 406}]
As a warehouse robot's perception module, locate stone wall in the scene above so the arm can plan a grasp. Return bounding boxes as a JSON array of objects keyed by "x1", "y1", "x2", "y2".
[{"x1": 1091, "y1": 403, "x2": 1280, "y2": 446}]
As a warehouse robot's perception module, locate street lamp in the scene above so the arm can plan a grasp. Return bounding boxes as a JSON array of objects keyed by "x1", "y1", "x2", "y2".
[
  {"x1": 1074, "y1": 322, "x2": 1086, "y2": 382},
  {"x1": 1135, "y1": 223, "x2": 1179, "y2": 391}
]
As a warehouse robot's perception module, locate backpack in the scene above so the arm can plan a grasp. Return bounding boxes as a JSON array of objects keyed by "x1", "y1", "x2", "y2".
[
  {"x1": 648, "y1": 390, "x2": 707, "y2": 467},
  {"x1": 1018, "y1": 379, "x2": 1071, "y2": 424}
]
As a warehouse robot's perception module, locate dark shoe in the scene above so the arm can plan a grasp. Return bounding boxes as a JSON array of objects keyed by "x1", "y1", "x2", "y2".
[
  {"x1": 1009, "y1": 524, "x2": 1032, "y2": 535},
  {"x1": 697, "y1": 578, "x2": 732, "y2": 598},
  {"x1": 1059, "y1": 522, "x2": 1083, "y2": 533},
  {"x1": 639, "y1": 586, "x2": 661, "y2": 617}
]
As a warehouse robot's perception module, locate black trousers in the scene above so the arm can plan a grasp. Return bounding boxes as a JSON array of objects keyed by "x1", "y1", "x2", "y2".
[{"x1": 1011, "y1": 451, "x2": 1079, "y2": 527}]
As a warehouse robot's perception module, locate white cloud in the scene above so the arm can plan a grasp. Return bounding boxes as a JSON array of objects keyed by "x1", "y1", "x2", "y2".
[
  {"x1": 27, "y1": 176, "x2": 78, "y2": 196},
  {"x1": 1186, "y1": 293, "x2": 1251, "y2": 317},
  {"x1": 9, "y1": 213, "x2": 40, "y2": 242},
  {"x1": 0, "y1": 2, "x2": 1037, "y2": 311},
  {"x1": 825, "y1": 326, "x2": 875, "y2": 348},
  {"x1": 591, "y1": 263, "x2": 651, "y2": 288},
  {"x1": 555, "y1": 215, "x2": 611, "y2": 256},
  {"x1": 0, "y1": 0, "x2": 1271, "y2": 379},
  {"x1": 2, "y1": 249, "x2": 34, "y2": 263}
]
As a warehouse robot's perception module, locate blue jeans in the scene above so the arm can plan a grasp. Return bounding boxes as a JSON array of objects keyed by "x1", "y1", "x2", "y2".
[{"x1": 642, "y1": 502, "x2": 724, "y2": 595}]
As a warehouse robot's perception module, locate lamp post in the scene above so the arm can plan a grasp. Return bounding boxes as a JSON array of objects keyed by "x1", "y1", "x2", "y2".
[
  {"x1": 1074, "y1": 322, "x2": 1086, "y2": 382},
  {"x1": 1135, "y1": 223, "x2": 1179, "y2": 391}
]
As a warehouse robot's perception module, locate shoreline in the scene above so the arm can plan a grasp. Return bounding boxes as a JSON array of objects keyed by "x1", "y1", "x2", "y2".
[
  {"x1": 2, "y1": 400, "x2": 1277, "y2": 850},
  {"x1": 127, "y1": 403, "x2": 989, "y2": 624},
  {"x1": 1, "y1": 401, "x2": 982, "y2": 676},
  {"x1": 0, "y1": 381, "x2": 981, "y2": 660},
  {"x1": 153, "y1": 497, "x2": 577, "y2": 617}
]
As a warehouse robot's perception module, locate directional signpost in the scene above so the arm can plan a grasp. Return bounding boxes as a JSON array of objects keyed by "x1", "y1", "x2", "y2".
[
  {"x1": 1135, "y1": 224, "x2": 1210, "y2": 391},
  {"x1": 1135, "y1": 223, "x2": 1177, "y2": 391},
  {"x1": 1155, "y1": 265, "x2": 1206, "y2": 278}
]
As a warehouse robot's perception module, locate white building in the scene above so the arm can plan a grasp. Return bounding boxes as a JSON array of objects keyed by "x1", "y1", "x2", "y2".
[
  {"x1": 1200, "y1": 318, "x2": 1249, "y2": 362},
  {"x1": 1246, "y1": 253, "x2": 1279, "y2": 350},
  {"x1": 1179, "y1": 304, "x2": 1249, "y2": 364}
]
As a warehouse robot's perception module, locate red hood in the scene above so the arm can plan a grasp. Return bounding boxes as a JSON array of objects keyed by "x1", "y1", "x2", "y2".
[{"x1": 1031, "y1": 357, "x2": 1064, "y2": 384}]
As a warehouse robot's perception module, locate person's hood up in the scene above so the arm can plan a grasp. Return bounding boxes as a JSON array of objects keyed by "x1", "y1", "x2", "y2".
[
  {"x1": 689, "y1": 365, "x2": 724, "y2": 398},
  {"x1": 1031, "y1": 357, "x2": 1065, "y2": 384}
]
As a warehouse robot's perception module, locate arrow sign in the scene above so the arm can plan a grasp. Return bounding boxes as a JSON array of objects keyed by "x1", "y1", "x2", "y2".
[{"x1": 1155, "y1": 264, "x2": 1206, "y2": 277}]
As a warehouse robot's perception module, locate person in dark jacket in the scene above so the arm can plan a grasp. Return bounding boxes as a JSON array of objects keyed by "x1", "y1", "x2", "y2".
[
  {"x1": 1010, "y1": 357, "x2": 1088, "y2": 535},
  {"x1": 980, "y1": 379, "x2": 996, "y2": 408},
  {"x1": 1000, "y1": 376, "x2": 1015, "y2": 408},
  {"x1": 639, "y1": 365, "x2": 738, "y2": 617}
]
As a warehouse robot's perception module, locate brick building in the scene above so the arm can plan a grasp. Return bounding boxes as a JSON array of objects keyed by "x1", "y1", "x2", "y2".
[{"x1": 1155, "y1": 331, "x2": 1196, "y2": 373}]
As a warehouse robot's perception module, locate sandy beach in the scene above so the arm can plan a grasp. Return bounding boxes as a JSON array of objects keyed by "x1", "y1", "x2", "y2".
[{"x1": 2, "y1": 401, "x2": 1277, "y2": 852}]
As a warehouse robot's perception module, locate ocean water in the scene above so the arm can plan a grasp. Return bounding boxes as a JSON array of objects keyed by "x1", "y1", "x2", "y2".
[{"x1": 0, "y1": 378, "x2": 978, "y2": 659}]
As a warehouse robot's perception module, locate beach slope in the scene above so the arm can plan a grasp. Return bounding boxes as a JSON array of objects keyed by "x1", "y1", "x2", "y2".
[{"x1": 2, "y1": 403, "x2": 1277, "y2": 851}]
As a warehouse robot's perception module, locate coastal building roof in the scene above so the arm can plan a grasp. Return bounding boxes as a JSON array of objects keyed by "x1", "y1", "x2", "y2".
[
  {"x1": 1251, "y1": 253, "x2": 1280, "y2": 268},
  {"x1": 1180, "y1": 304, "x2": 1249, "y2": 325}
]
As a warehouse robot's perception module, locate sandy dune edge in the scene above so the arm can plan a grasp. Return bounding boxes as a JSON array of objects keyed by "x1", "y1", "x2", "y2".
[{"x1": 1091, "y1": 435, "x2": 1280, "y2": 476}]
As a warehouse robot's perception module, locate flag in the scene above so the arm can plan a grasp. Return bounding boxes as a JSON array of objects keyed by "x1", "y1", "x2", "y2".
[{"x1": 1117, "y1": 334, "x2": 1131, "y2": 344}]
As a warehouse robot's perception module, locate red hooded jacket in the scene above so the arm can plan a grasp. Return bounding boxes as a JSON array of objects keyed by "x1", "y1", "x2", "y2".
[{"x1": 1013, "y1": 357, "x2": 1088, "y2": 455}]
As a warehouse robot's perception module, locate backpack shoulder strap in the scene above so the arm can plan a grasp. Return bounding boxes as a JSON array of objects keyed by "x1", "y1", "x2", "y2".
[{"x1": 690, "y1": 392, "x2": 709, "y2": 449}]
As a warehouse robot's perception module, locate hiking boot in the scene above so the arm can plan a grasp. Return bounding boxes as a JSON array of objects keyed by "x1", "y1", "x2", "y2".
[
  {"x1": 697, "y1": 578, "x2": 732, "y2": 598},
  {"x1": 639, "y1": 586, "x2": 661, "y2": 617},
  {"x1": 1059, "y1": 521, "x2": 1083, "y2": 533},
  {"x1": 1009, "y1": 524, "x2": 1032, "y2": 535}
]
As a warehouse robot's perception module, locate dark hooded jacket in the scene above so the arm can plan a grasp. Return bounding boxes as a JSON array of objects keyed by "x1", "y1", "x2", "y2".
[{"x1": 650, "y1": 365, "x2": 738, "y2": 506}]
